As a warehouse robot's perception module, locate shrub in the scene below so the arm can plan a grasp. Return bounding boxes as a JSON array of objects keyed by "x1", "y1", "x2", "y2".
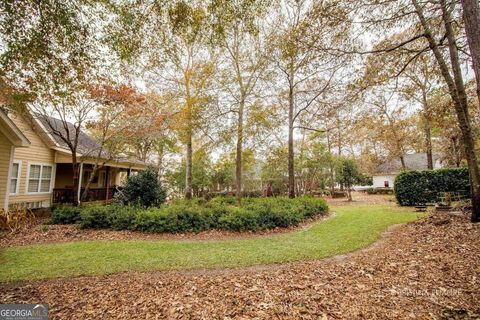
[
  {"x1": 135, "y1": 209, "x2": 169, "y2": 232},
  {"x1": 219, "y1": 207, "x2": 259, "y2": 231},
  {"x1": 294, "y1": 197, "x2": 329, "y2": 219},
  {"x1": 163, "y1": 204, "x2": 213, "y2": 233},
  {"x1": 109, "y1": 206, "x2": 137, "y2": 230},
  {"x1": 205, "y1": 190, "x2": 262, "y2": 200},
  {"x1": 56, "y1": 196, "x2": 329, "y2": 233},
  {"x1": 79, "y1": 204, "x2": 115, "y2": 229},
  {"x1": 50, "y1": 206, "x2": 82, "y2": 224},
  {"x1": 115, "y1": 168, "x2": 167, "y2": 207},
  {"x1": 394, "y1": 167, "x2": 470, "y2": 206},
  {"x1": 135, "y1": 204, "x2": 214, "y2": 233}
]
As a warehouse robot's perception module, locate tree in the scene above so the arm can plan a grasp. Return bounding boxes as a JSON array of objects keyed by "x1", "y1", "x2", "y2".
[
  {"x1": 412, "y1": 0, "x2": 480, "y2": 222},
  {"x1": 108, "y1": 1, "x2": 216, "y2": 200},
  {"x1": 296, "y1": 137, "x2": 334, "y2": 195},
  {"x1": 209, "y1": 0, "x2": 270, "y2": 203},
  {"x1": 352, "y1": 0, "x2": 480, "y2": 221},
  {"x1": 261, "y1": 146, "x2": 289, "y2": 196},
  {"x1": 270, "y1": 0, "x2": 350, "y2": 198},
  {"x1": 84, "y1": 84, "x2": 166, "y2": 201},
  {"x1": 0, "y1": 0, "x2": 101, "y2": 109},
  {"x1": 365, "y1": 91, "x2": 421, "y2": 168},
  {"x1": 29, "y1": 89, "x2": 96, "y2": 206},
  {"x1": 336, "y1": 158, "x2": 364, "y2": 201},
  {"x1": 461, "y1": 0, "x2": 480, "y2": 106},
  {"x1": 167, "y1": 147, "x2": 214, "y2": 197},
  {"x1": 400, "y1": 56, "x2": 441, "y2": 169}
]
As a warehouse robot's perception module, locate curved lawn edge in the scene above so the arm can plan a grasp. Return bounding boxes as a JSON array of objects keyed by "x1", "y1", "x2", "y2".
[
  {"x1": 0, "y1": 212, "x2": 336, "y2": 249},
  {"x1": 0, "y1": 205, "x2": 425, "y2": 283}
]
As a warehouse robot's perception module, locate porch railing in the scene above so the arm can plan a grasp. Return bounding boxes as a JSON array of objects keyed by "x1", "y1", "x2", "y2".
[{"x1": 52, "y1": 187, "x2": 120, "y2": 204}]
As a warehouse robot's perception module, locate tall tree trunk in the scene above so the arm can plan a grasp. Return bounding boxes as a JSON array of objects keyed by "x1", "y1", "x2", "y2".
[
  {"x1": 422, "y1": 95, "x2": 433, "y2": 169},
  {"x1": 184, "y1": 69, "x2": 193, "y2": 200},
  {"x1": 336, "y1": 117, "x2": 342, "y2": 156},
  {"x1": 413, "y1": 0, "x2": 480, "y2": 222},
  {"x1": 235, "y1": 97, "x2": 245, "y2": 203},
  {"x1": 461, "y1": 0, "x2": 480, "y2": 105},
  {"x1": 326, "y1": 131, "x2": 335, "y2": 196},
  {"x1": 400, "y1": 155, "x2": 406, "y2": 169},
  {"x1": 424, "y1": 117, "x2": 433, "y2": 169},
  {"x1": 156, "y1": 141, "x2": 164, "y2": 178},
  {"x1": 185, "y1": 131, "x2": 193, "y2": 199},
  {"x1": 288, "y1": 78, "x2": 295, "y2": 199},
  {"x1": 452, "y1": 136, "x2": 461, "y2": 167}
]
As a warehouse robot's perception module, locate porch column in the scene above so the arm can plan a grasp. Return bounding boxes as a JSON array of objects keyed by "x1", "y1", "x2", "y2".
[
  {"x1": 77, "y1": 162, "x2": 83, "y2": 204},
  {"x1": 105, "y1": 166, "x2": 110, "y2": 201}
]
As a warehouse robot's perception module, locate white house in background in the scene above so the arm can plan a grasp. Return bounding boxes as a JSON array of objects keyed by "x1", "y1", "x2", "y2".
[{"x1": 372, "y1": 153, "x2": 444, "y2": 189}]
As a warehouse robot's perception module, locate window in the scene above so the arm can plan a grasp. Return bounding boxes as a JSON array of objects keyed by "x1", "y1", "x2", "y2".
[
  {"x1": 9, "y1": 162, "x2": 20, "y2": 194},
  {"x1": 384, "y1": 180, "x2": 389, "y2": 188},
  {"x1": 27, "y1": 164, "x2": 53, "y2": 193}
]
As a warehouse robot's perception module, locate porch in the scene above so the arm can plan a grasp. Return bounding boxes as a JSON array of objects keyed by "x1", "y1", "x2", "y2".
[
  {"x1": 52, "y1": 187, "x2": 120, "y2": 204},
  {"x1": 52, "y1": 163, "x2": 137, "y2": 204}
]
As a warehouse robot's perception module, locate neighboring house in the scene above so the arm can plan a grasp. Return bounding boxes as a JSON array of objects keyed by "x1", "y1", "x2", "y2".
[
  {"x1": 372, "y1": 153, "x2": 444, "y2": 189},
  {"x1": 0, "y1": 109, "x2": 146, "y2": 210}
]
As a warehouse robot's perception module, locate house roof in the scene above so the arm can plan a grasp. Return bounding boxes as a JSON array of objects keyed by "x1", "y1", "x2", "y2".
[
  {"x1": 375, "y1": 153, "x2": 442, "y2": 174},
  {"x1": 0, "y1": 109, "x2": 30, "y2": 147},
  {"x1": 33, "y1": 113, "x2": 146, "y2": 167},
  {"x1": 35, "y1": 113, "x2": 107, "y2": 156}
]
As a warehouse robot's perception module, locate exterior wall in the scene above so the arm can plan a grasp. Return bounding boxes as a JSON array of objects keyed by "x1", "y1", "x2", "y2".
[
  {"x1": 0, "y1": 131, "x2": 13, "y2": 210},
  {"x1": 55, "y1": 152, "x2": 73, "y2": 163},
  {"x1": 8, "y1": 113, "x2": 56, "y2": 208},
  {"x1": 372, "y1": 175, "x2": 396, "y2": 188}
]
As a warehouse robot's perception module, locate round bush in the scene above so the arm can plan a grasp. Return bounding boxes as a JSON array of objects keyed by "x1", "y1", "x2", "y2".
[{"x1": 115, "y1": 168, "x2": 167, "y2": 208}]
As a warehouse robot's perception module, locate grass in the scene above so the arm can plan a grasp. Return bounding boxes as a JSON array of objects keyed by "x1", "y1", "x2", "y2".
[{"x1": 0, "y1": 204, "x2": 424, "y2": 282}]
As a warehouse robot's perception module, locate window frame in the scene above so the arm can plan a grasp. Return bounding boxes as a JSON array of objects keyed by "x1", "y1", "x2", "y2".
[
  {"x1": 26, "y1": 162, "x2": 55, "y2": 194},
  {"x1": 9, "y1": 160, "x2": 22, "y2": 195}
]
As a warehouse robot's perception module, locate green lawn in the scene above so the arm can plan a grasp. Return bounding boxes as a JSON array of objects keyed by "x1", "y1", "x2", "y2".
[{"x1": 0, "y1": 204, "x2": 423, "y2": 282}]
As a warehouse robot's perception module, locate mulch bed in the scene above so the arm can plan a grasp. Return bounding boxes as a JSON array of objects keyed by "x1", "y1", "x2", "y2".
[{"x1": 1, "y1": 211, "x2": 479, "y2": 319}]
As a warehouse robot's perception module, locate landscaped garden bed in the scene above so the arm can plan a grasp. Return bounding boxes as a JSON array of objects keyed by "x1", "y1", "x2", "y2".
[{"x1": 50, "y1": 196, "x2": 329, "y2": 233}]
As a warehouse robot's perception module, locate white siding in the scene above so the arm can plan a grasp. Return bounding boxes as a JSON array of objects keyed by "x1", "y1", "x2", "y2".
[{"x1": 372, "y1": 175, "x2": 396, "y2": 188}]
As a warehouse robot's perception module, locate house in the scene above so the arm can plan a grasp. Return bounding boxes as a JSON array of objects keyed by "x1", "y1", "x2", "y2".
[
  {"x1": 372, "y1": 153, "x2": 444, "y2": 189},
  {"x1": 0, "y1": 108, "x2": 146, "y2": 210}
]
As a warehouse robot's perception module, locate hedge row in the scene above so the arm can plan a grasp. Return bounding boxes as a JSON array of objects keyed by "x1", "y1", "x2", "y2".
[
  {"x1": 394, "y1": 167, "x2": 470, "y2": 206},
  {"x1": 204, "y1": 190, "x2": 263, "y2": 200},
  {"x1": 50, "y1": 197, "x2": 329, "y2": 233}
]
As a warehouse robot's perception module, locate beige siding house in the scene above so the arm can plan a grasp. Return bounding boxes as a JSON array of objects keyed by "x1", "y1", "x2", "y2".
[{"x1": 0, "y1": 109, "x2": 146, "y2": 210}]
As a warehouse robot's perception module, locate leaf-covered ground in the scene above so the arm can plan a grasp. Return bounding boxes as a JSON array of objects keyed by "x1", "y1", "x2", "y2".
[{"x1": 1, "y1": 210, "x2": 479, "y2": 319}]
